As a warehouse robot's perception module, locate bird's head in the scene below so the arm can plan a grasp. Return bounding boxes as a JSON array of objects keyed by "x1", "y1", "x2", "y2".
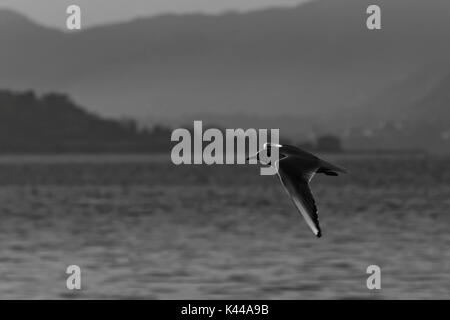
[{"x1": 247, "y1": 143, "x2": 283, "y2": 165}]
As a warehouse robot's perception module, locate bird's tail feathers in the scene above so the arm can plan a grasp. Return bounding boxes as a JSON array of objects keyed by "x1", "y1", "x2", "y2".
[{"x1": 318, "y1": 159, "x2": 348, "y2": 175}]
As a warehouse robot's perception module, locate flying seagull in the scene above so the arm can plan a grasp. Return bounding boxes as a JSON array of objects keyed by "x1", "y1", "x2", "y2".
[{"x1": 248, "y1": 143, "x2": 347, "y2": 238}]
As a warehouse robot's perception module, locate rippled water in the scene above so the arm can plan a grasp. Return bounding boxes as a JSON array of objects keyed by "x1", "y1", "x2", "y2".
[{"x1": 0, "y1": 154, "x2": 449, "y2": 299}]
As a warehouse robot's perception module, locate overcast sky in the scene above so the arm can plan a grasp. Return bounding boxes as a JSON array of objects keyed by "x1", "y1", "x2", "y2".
[{"x1": 0, "y1": 0, "x2": 312, "y2": 29}]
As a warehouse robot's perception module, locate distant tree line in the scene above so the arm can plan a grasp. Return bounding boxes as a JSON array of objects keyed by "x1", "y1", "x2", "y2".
[
  {"x1": 0, "y1": 89, "x2": 344, "y2": 154},
  {"x1": 0, "y1": 90, "x2": 172, "y2": 153}
]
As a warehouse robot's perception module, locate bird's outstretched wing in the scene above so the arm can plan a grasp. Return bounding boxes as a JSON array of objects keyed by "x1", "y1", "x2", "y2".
[{"x1": 276, "y1": 156, "x2": 322, "y2": 237}]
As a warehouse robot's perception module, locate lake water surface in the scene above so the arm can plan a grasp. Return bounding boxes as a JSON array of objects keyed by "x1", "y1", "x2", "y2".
[{"x1": 0, "y1": 154, "x2": 448, "y2": 299}]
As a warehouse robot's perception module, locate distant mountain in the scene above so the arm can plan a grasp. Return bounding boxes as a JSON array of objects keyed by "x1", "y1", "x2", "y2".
[
  {"x1": 1, "y1": 0, "x2": 450, "y2": 121},
  {"x1": 410, "y1": 73, "x2": 450, "y2": 125},
  {"x1": 342, "y1": 67, "x2": 450, "y2": 152},
  {"x1": 0, "y1": 90, "x2": 171, "y2": 153},
  {"x1": 1, "y1": 1, "x2": 450, "y2": 152}
]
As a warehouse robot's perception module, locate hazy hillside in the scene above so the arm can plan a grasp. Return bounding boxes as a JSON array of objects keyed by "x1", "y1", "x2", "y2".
[
  {"x1": 342, "y1": 68, "x2": 450, "y2": 152},
  {"x1": 1, "y1": 1, "x2": 450, "y2": 152},
  {"x1": 1, "y1": 0, "x2": 450, "y2": 120},
  {"x1": 0, "y1": 90, "x2": 171, "y2": 153},
  {"x1": 411, "y1": 73, "x2": 450, "y2": 124}
]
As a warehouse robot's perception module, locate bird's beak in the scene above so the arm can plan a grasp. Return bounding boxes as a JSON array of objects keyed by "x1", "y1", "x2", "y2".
[{"x1": 246, "y1": 152, "x2": 259, "y2": 161}]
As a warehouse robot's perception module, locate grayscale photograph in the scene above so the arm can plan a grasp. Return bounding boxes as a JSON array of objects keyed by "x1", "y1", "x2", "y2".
[{"x1": 0, "y1": 0, "x2": 449, "y2": 301}]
